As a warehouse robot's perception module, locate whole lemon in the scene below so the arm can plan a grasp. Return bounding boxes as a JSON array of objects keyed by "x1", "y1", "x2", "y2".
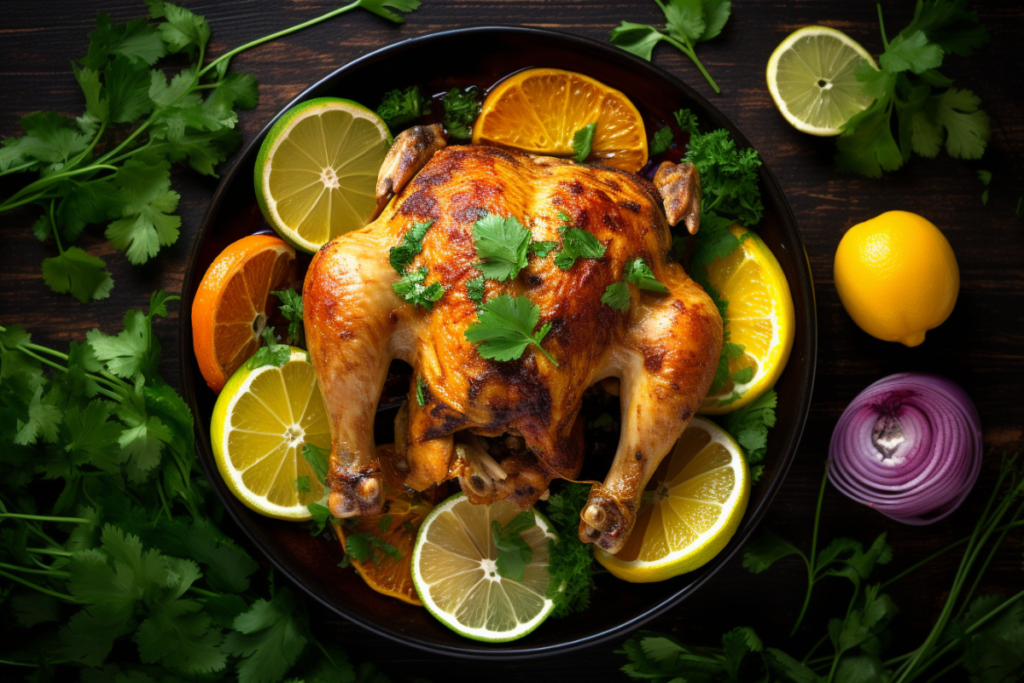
[{"x1": 834, "y1": 211, "x2": 959, "y2": 347}]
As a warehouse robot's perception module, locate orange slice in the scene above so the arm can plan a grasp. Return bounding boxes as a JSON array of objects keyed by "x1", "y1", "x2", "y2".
[
  {"x1": 192, "y1": 234, "x2": 298, "y2": 392},
  {"x1": 333, "y1": 451, "x2": 440, "y2": 606},
  {"x1": 472, "y1": 68, "x2": 648, "y2": 172}
]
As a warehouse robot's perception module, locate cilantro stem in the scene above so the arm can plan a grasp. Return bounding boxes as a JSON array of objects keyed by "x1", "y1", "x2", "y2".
[
  {"x1": 0, "y1": 561, "x2": 69, "y2": 578},
  {"x1": 12, "y1": 344, "x2": 125, "y2": 399},
  {"x1": 0, "y1": 568, "x2": 78, "y2": 603},
  {"x1": 49, "y1": 200, "x2": 62, "y2": 254},
  {"x1": 198, "y1": 0, "x2": 366, "y2": 79},
  {"x1": 921, "y1": 657, "x2": 963, "y2": 683},
  {"x1": 662, "y1": 36, "x2": 720, "y2": 93},
  {"x1": 791, "y1": 462, "x2": 830, "y2": 636},
  {"x1": 64, "y1": 119, "x2": 108, "y2": 173},
  {"x1": 802, "y1": 633, "x2": 830, "y2": 664},
  {"x1": 954, "y1": 499, "x2": 1024, "y2": 620},
  {"x1": 0, "y1": 659, "x2": 69, "y2": 668},
  {"x1": 876, "y1": 4, "x2": 890, "y2": 51},
  {"x1": 0, "y1": 160, "x2": 37, "y2": 177},
  {"x1": 0, "y1": 512, "x2": 95, "y2": 525},
  {"x1": 188, "y1": 586, "x2": 221, "y2": 598},
  {"x1": 95, "y1": 118, "x2": 153, "y2": 167},
  {"x1": 26, "y1": 547, "x2": 72, "y2": 557}
]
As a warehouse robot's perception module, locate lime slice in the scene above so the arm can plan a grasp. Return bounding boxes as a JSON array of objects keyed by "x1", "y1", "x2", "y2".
[
  {"x1": 766, "y1": 26, "x2": 877, "y2": 136},
  {"x1": 595, "y1": 417, "x2": 750, "y2": 583},
  {"x1": 411, "y1": 494, "x2": 557, "y2": 642},
  {"x1": 210, "y1": 347, "x2": 330, "y2": 519},
  {"x1": 255, "y1": 97, "x2": 392, "y2": 253}
]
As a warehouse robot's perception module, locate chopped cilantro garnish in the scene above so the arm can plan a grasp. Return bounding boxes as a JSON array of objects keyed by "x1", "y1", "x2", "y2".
[
  {"x1": 491, "y1": 512, "x2": 537, "y2": 582},
  {"x1": 572, "y1": 122, "x2": 597, "y2": 162},
  {"x1": 376, "y1": 85, "x2": 430, "y2": 128},
  {"x1": 650, "y1": 125, "x2": 673, "y2": 155},
  {"x1": 415, "y1": 374, "x2": 426, "y2": 406},
  {"x1": 442, "y1": 86, "x2": 482, "y2": 139},
  {"x1": 393, "y1": 267, "x2": 445, "y2": 310},
  {"x1": 601, "y1": 281, "x2": 631, "y2": 311},
  {"x1": 624, "y1": 258, "x2": 668, "y2": 293},
  {"x1": 529, "y1": 240, "x2": 558, "y2": 258},
  {"x1": 553, "y1": 228, "x2": 606, "y2": 271},
  {"x1": 466, "y1": 275, "x2": 486, "y2": 303},
  {"x1": 389, "y1": 220, "x2": 434, "y2": 273}
]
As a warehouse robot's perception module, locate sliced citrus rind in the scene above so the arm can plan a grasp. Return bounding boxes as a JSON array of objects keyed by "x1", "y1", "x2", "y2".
[
  {"x1": 411, "y1": 493, "x2": 557, "y2": 642},
  {"x1": 255, "y1": 97, "x2": 392, "y2": 253},
  {"x1": 211, "y1": 348, "x2": 330, "y2": 520},
  {"x1": 699, "y1": 226, "x2": 795, "y2": 415},
  {"x1": 595, "y1": 417, "x2": 750, "y2": 583},
  {"x1": 472, "y1": 68, "x2": 648, "y2": 172},
  {"x1": 192, "y1": 235, "x2": 297, "y2": 393},
  {"x1": 766, "y1": 26, "x2": 878, "y2": 136}
]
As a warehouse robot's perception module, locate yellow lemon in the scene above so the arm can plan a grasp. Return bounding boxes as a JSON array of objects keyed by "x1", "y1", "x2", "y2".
[
  {"x1": 595, "y1": 418, "x2": 749, "y2": 583},
  {"x1": 834, "y1": 211, "x2": 959, "y2": 347}
]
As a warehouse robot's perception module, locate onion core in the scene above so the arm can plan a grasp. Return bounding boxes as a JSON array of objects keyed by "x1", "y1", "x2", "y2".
[{"x1": 828, "y1": 373, "x2": 982, "y2": 525}]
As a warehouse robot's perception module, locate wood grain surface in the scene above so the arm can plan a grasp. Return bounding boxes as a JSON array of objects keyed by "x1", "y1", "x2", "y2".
[{"x1": 2, "y1": 2, "x2": 1022, "y2": 681}]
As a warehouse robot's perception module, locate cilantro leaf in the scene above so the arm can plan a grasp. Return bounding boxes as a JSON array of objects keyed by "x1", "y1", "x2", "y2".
[
  {"x1": 42, "y1": 246, "x2": 114, "y2": 303},
  {"x1": 624, "y1": 258, "x2": 668, "y2": 293},
  {"x1": 650, "y1": 125, "x2": 673, "y2": 155},
  {"x1": 0, "y1": 112, "x2": 91, "y2": 173},
  {"x1": 602, "y1": 282, "x2": 631, "y2": 311},
  {"x1": 472, "y1": 213, "x2": 531, "y2": 281},
  {"x1": 247, "y1": 328, "x2": 291, "y2": 370},
  {"x1": 87, "y1": 308, "x2": 161, "y2": 381},
  {"x1": 934, "y1": 87, "x2": 989, "y2": 159},
  {"x1": 104, "y1": 157, "x2": 181, "y2": 265},
  {"x1": 978, "y1": 169, "x2": 992, "y2": 205},
  {"x1": 393, "y1": 267, "x2": 445, "y2": 310},
  {"x1": 491, "y1": 512, "x2": 537, "y2": 582},
  {"x1": 442, "y1": 86, "x2": 481, "y2": 140},
  {"x1": 223, "y1": 588, "x2": 308, "y2": 683},
  {"x1": 742, "y1": 527, "x2": 805, "y2": 574},
  {"x1": 466, "y1": 275, "x2": 486, "y2": 303},
  {"x1": 103, "y1": 55, "x2": 153, "y2": 124},
  {"x1": 272, "y1": 289, "x2": 304, "y2": 346},
  {"x1": 149, "y1": 1, "x2": 211, "y2": 58},
  {"x1": 572, "y1": 123, "x2": 596, "y2": 162},
  {"x1": 80, "y1": 14, "x2": 166, "y2": 69},
  {"x1": 529, "y1": 240, "x2": 557, "y2": 258},
  {"x1": 354, "y1": 0, "x2": 422, "y2": 24},
  {"x1": 389, "y1": 220, "x2": 434, "y2": 273},
  {"x1": 880, "y1": 30, "x2": 945, "y2": 74},
  {"x1": 465, "y1": 293, "x2": 558, "y2": 366},
  {"x1": 301, "y1": 443, "x2": 329, "y2": 485},
  {"x1": 553, "y1": 228, "x2": 606, "y2": 271},
  {"x1": 609, "y1": 0, "x2": 730, "y2": 93},
  {"x1": 377, "y1": 86, "x2": 430, "y2": 128},
  {"x1": 720, "y1": 388, "x2": 777, "y2": 481}
]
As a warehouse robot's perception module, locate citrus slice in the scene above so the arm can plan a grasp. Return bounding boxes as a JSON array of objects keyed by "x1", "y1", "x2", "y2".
[
  {"x1": 411, "y1": 494, "x2": 557, "y2": 642},
  {"x1": 595, "y1": 417, "x2": 750, "y2": 583},
  {"x1": 210, "y1": 347, "x2": 330, "y2": 520},
  {"x1": 192, "y1": 234, "x2": 298, "y2": 393},
  {"x1": 332, "y1": 466, "x2": 438, "y2": 606},
  {"x1": 255, "y1": 97, "x2": 392, "y2": 253},
  {"x1": 699, "y1": 226, "x2": 795, "y2": 415},
  {"x1": 766, "y1": 26, "x2": 878, "y2": 136},
  {"x1": 472, "y1": 68, "x2": 648, "y2": 172}
]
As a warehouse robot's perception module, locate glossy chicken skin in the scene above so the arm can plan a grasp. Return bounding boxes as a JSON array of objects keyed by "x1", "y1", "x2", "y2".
[{"x1": 304, "y1": 143, "x2": 722, "y2": 553}]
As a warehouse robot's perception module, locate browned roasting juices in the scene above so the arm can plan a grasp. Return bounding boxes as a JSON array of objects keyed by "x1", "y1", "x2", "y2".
[{"x1": 304, "y1": 115, "x2": 722, "y2": 553}]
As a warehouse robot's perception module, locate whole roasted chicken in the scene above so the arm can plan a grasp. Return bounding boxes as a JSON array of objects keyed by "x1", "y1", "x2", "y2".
[{"x1": 304, "y1": 125, "x2": 723, "y2": 553}]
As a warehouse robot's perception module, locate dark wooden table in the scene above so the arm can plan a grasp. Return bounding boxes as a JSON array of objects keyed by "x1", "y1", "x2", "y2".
[{"x1": 2, "y1": 2, "x2": 1022, "y2": 681}]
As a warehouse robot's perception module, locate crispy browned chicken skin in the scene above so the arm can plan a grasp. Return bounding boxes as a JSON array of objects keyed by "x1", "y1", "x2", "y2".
[{"x1": 304, "y1": 137, "x2": 722, "y2": 553}]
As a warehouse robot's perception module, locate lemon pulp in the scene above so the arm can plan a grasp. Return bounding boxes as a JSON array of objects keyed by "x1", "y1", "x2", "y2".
[
  {"x1": 411, "y1": 495, "x2": 557, "y2": 642},
  {"x1": 211, "y1": 348, "x2": 330, "y2": 519}
]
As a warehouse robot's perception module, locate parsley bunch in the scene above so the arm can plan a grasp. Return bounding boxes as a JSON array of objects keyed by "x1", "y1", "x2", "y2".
[
  {"x1": 542, "y1": 484, "x2": 601, "y2": 618},
  {"x1": 621, "y1": 456, "x2": 1024, "y2": 683},
  {"x1": 0, "y1": 0, "x2": 421, "y2": 304},
  {"x1": 610, "y1": 0, "x2": 732, "y2": 93},
  {"x1": 0, "y1": 294, "x2": 415, "y2": 681},
  {"x1": 836, "y1": 1, "x2": 990, "y2": 178}
]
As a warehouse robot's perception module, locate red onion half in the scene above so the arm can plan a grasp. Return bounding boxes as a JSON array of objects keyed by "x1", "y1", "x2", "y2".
[{"x1": 828, "y1": 373, "x2": 982, "y2": 525}]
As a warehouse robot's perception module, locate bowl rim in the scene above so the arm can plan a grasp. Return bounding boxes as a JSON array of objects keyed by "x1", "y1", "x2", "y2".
[{"x1": 180, "y1": 24, "x2": 817, "y2": 660}]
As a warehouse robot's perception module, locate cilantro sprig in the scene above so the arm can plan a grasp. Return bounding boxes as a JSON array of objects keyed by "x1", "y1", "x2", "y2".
[
  {"x1": 376, "y1": 85, "x2": 431, "y2": 128},
  {"x1": 442, "y1": 86, "x2": 482, "y2": 140},
  {"x1": 622, "y1": 456, "x2": 1024, "y2": 683},
  {"x1": 0, "y1": 292, "x2": 414, "y2": 680},
  {"x1": 543, "y1": 484, "x2": 600, "y2": 617},
  {"x1": 271, "y1": 288, "x2": 303, "y2": 347},
  {"x1": 835, "y1": 1, "x2": 991, "y2": 178},
  {"x1": 389, "y1": 221, "x2": 445, "y2": 310},
  {"x1": 610, "y1": 0, "x2": 731, "y2": 93},
  {"x1": 472, "y1": 213, "x2": 531, "y2": 281},
  {"x1": 0, "y1": 0, "x2": 420, "y2": 303},
  {"x1": 491, "y1": 512, "x2": 538, "y2": 582},
  {"x1": 464, "y1": 293, "x2": 558, "y2": 366}
]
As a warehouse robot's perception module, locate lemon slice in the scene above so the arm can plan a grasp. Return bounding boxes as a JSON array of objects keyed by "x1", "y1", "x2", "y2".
[
  {"x1": 210, "y1": 347, "x2": 330, "y2": 519},
  {"x1": 255, "y1": 97, "x2": 392, "y2": 253},
  {"x1": 699, "y1": 226, "x2": 795, "y2": 415},
  {"x1": 595, "y1": 417, "x2": 750, "y2": 583},
  {"x1": 766, "y1": 26, "x2": 877, "y2": 136},
  {"x1": 411, "y1": 494, "x2": 557, "y2": 642}
]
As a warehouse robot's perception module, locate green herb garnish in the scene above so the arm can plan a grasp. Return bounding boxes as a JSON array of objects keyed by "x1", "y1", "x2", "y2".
[
  {"x1": 472, "y1": 213, "x2": 531, "y2": 281},
  {"x1": 553, "y1": 228, "x2": 606, "y2": 271},
  {"x1": 272, "y1": 288, "x2": 304, "y2": 346},
  {"x1": 624, "y1": 258, "x2": 668, "y2": 293},
  {"x1": 389, "y1": 220, "x2": 434, "y2": 273},
  {"x1": 442, "y1": 86, "x2": 482, "y2": 139},
  {"x1": 415, "y1": 374, "x2": 426, "y2": 406},
  {"x1": 491, "y1": 512, "x2": 537, "y2": 582},
  {"x1": 572, "y1": 122, "x2": 596, "y2": 162},
  {"x1": 650, "y1": 125, "x2": 674, "y2": 155},
  {"x1": 465, "y1": 293, "x2": 558, "y2": 366},
  {"x1": 376, "y1": 85, "x2": 430, "y2": 128},
  {"x1": 602, "y1": 281, "x2": 631, "y2": 311},
  {"x1": 543, "y1": 484, "x2": 599, "y2": 617},
  {"x1": 610, "y1": 0, "x2": 731, "y2": 93},
  {"x1": 466, "y1": 274, "x2": 486, "y2": 303},
  {"x1": 393, "y1": 267, "x2": 445, "y2": 310}
]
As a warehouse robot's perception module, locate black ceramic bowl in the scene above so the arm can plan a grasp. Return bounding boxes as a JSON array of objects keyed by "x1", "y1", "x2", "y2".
[{"x1": 180, "y1": 26, "x2": 817, "y2": 660}]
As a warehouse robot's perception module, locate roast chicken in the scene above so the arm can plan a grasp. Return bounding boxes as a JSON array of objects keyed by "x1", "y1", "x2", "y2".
[{"x1": 304, "y1": 125, "x2": 723, "y2": 553}]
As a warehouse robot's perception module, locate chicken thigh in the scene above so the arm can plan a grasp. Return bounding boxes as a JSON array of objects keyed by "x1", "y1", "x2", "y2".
[{"x1": 304, "y1": 140, "x2": 722, "y2": 554}]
